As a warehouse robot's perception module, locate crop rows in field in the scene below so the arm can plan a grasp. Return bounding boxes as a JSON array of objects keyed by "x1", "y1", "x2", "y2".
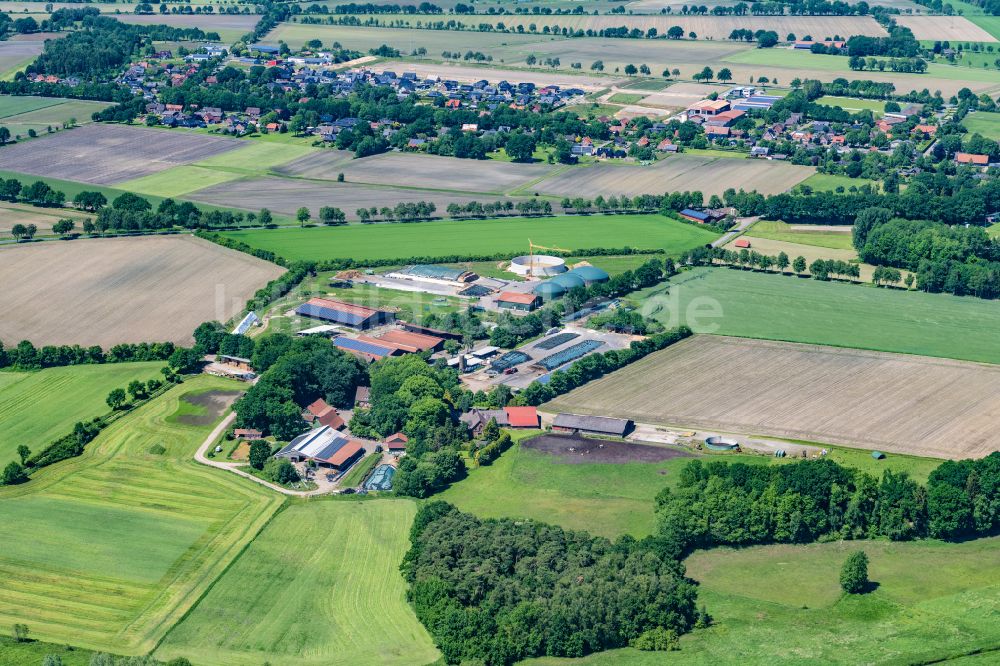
[
  {"x1": 0, "y1": 124, "x2": 243, "y2": 185},
  {"x1": 275, "y1": 149, "x2": 558, "y2": 194},
  {"x1": 0, "y1": 235, "x2": 284, "y2": 347},
  {"x1": 0, "y1": 377, "x2": 283, "y2": 653},
  {"x1": 533, "y1": 154, "x2": 813, "y2": 198},
  {"x1": 156, "y1": 500, "x2": 441, "y2": 666},
  {"x1": 548, "y1": 335, "x2": 1000, "y2": 459}
]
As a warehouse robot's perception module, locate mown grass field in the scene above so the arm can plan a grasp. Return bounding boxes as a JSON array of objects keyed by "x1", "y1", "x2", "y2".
[
  {"x1": 799, "y1": 171, "x2": 878, "y2": 192},
  {"x1": 117, "y1": 140, "x2": 316, "y2": 197},
  {"x1": 963, "y1": 110, "x2": 1000, "y2": 141},
  {"x1": 0, "y1": 95, "x2": 112, "y2": 139},
  {"x1": 0, "y1": 375, "x2": 283, "y2": 654},
  {"x1": 635, "y1": 267, "x2": 1000, "y2": 364},
  {"x1": 814, "y1": 95, "x2": 886, "y2": 114},
  {"x1": 746, "y1": 220, "x2": 854, "y2": 250},
  {"x1": 156, "y1": 499, "x2": 440, "y2": 666},
  {"x1": 529, "y1": 537, "x2": 1000, "y2": 665},
  {"x1": 0, "y1": 362, "x2": 164, "y2": 467},
  {"x1": 219, "y1": 214, "x2": 720, "y2": 262}
]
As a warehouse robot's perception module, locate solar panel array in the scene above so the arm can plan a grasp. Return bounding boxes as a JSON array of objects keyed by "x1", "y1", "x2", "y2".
[
  {"x1": 333, "y1": 336, "x2": 394, "y2": 357},
  {"x1": 296, "y1": 302, "x2": 367, "y2": 326},
  {"x1": 537, "y1": 339, "x2": 604, "y2": 371},
  {"x1": 490, "y1": 350, "x2": 531, "y2": 372},
  {"x1": 534, "y1": 332, "x2": 579, "y2": 350},
  {"x1": 232, "y1": 311, "x2": 259, "y2": 335}
]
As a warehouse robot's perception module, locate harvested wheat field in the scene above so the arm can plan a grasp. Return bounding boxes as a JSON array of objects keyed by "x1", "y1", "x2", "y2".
[
  {"x1": 0, "y1": 235, "x2": 284, "y2": 347},
  {"x1": 274, "y1": 150, "x2": 556, "y2": 194},
  {"x1": 534, "y1": 154, "x2": 813, "y2": 198},
  {"x1": 547, "y1": 335, "x2": 1000, "y2": 459},
  {"x1": 0, "y1": 123, "x2": 243, "y2": 184},
  {"x1": 895, "y1": 15, "x2": 996, "y2": 42}
]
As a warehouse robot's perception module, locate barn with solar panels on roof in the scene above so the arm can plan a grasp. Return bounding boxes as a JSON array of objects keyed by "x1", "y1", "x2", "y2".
[
  {"x1": 274, "y1": 425, "x2": 366, "y2": 471},
  {"x1": 295, "y1": 297, "x2": 394, "y2": 329}
]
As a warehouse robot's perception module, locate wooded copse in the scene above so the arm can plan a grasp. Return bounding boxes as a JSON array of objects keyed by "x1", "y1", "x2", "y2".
[
  {"x1": 402, "y1": 501, "x2": 699, "y2": 665},
  {"x1": 655, "y1": 454, "x2": 1000, "y2": 555}
]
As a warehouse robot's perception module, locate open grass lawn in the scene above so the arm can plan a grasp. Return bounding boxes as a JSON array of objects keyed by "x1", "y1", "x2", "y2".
[
  {"x1": 963, "y1": 110, "x2": 1000, "y2": 141},
  {"x1": 218, "y1": 214, "x2": 719, "y2": 263},
  {"x1": 0, "y1": 362, "x2": 164, "y2": 467},
  {"x1": 441, "y1": 433, "x2": 944, "y2": 540},
  {"x1": 528, "y1": 537, "x2": 1000, "y2": 665},
  {"x1": 0, "y1": 636, "x2": 95, "y2": 666},
  {"x1": 0, "y1": 95, "x2": 112, "y2": 139},
  {"x1": 608, "y1": 92, "x2": 645, "y2": 104},
  {"x1": 117, "y1": 140, "x2": 317, "y2": 197},
  {"x1": 814, "y1": 95, "x2": 886, "y2": 114},
  {"x1": 635, "y1": 267, "x2": 1000, "y2": 364},
  {"x1": 799, "y1": 171, "x2": 878, "y2": 193},
  {"x1": 437, "y1": 433, "x2": 692, "y2": 538},
  {"x1": 155, "y1": 499, "x2": 440, "y2": 666},
  {"x1": 968, "y1": 14, "x2": 1000, "y2": 40},
  {"x1": 747, "y1": 219, "x2": 854, "y2": 250},
  {"x1": 0, "y1": 375, "x2": 282, "y2": 654}
]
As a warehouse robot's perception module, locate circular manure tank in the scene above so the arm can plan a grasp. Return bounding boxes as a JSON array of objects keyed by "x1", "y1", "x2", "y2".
[
  {"x1": 705, "y1": 436, "x2": 740, "y2": 451},
  {"x1": 508, "y1": 254, "x2": 567, "y2": 277}
]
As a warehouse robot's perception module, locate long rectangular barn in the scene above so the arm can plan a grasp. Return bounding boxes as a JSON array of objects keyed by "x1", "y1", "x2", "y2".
[{"x1": 547, "y1": 335, "x2": 1000, "y2": 459}]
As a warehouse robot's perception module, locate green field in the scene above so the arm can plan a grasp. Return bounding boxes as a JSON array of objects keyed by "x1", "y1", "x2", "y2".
[
  {"x1": 117, "y1": 140, "x2": 317, "y2": 197},
  {"x1": 529, "y1": 537, "x2": 1000, "y2": 665},
  {"x1": 0, "y1": 375, "x2": 282, "y2": 653},
  {"x1": 0, "y1": 95, "x2": 112, "y2": 139},
  {"x1": 963, "y1": 110, "x2": 1000, "y2": 141},
  {"x1": 218, "y1": 214, "x2": 720, "y2": 262},
  {"x1": 814, "y1": 95, "x2": 886, "y2": 114},
  {"x1": 156, "y1": 499, "x2": 440, "y2": 666},
  {"x1": 0, "y1": 362, "x2": 164, "y2": 467},
  {"x1": 800, "y1": 171, "x2": 878, "y2": 193},
  {"x1": 441, "y1": 432, "x2": 943, "y2": 540},
  {"x1": 608, "y1": 92, "x2": 645, "y2": 104},
  {"x1": 635, "y1": 267, "x2": 1000, "y2": 364},
  {"x1": 747, "y1": 219, "x2": 854, "y2": 250}
]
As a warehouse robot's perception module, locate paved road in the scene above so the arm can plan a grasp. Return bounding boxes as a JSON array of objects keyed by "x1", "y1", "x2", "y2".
[
  {"x1": 712, "y1": 216, "x2": 758, "y2": 247},
  {"x1": 193, "y1": 411, "x2": 334, "y2": 497}
]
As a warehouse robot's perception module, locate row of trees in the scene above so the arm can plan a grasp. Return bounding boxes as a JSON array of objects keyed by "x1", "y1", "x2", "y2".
[
  {"x1": 0, "y1": 340, "x2": 176, "y2": 371},
  {"x1": 656, "y1": 453, "x2": 1000, "y2": 555}
]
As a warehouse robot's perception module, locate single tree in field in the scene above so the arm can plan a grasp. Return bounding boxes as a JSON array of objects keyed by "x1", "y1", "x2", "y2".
[
  {"x1": 12, "y1": 623, "x2": 29, "y2": 642},
  {"x1": 52, "y1": 219, "x2": 75, "y2": 237},
  {"x1": 840, "y1": 550, "x2": 870, "y2": 594},
  {"x1": 2, "y1": 461, "x2": 29, "y2": 485},
  {"x1": 639, "y1": 63, "x2": 650, "y2": 75},
  {"x1": 296, "y1": 207, "x2": 311, "y2": 226},
  {"x1": 106, "y1": 388, "x2": 127, "y2": 410},
  {"x1": 10, "y1": 223, "x2": 26, "y2": 242},
  {"x1": 0, "y1": 126, "x2": 10, "y2": 145},
  {"x1": 792, "y1": 255, "x2": 806, "y2": 273},
  {"x1": 16, "y1": 445, "x2": 30, "y2": 465},
  {"x1": 717, "y1": 67, "x2": 733, "y2": 82},
  {"x1": 624, "y1": 63, "x2": 638, "y2": 76},
  {"x1": 776, "y1": 251, "x2": 790, "y2": 273},
  {"x1": 258, "y1": 208, "x2": 273, "y2": 226},
  {"x1": 42, "y1": 654, "x2": 63, "y2": 666},
  {"x1": 248, "y1": 440, "x2": 270, "y2": 470},
  {"x1": 23, "y1": 224, "x2": 36, "y2": 241}
]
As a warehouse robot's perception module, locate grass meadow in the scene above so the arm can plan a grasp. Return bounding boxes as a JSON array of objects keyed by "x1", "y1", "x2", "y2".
[
  {"x1": 0, "y1": 375, "x2": 282, "y2": 654},
  {"x1": 746, "y1": 219, "x2": 855, "y2": 250},
  {"x1": 437, "y1": 433, "x2": 940, "y2": 539},
  {"x1": 815, "y1": 95, "x2": 886, "y2": 114},
  {"x1": 527, "y1": 536, "x2": 1000, "y2": 665},
  {"x1": 218, "y1": 214, "x2": 719, "y2": 262},
  {"x1": 635, "y1": 267, "x2": 1000, "y2": 364},
  {"x1": 0, "y1": 362, "x2": 165, "y2": 467},
  {"x1": 156, "y1": 499, "x2": 440, "y2": 666},
  {"x1": 0, "y1": 95, "x2": 112, "y2": 139},
  {"x1": 963, "y1": 110, "x2": 1000, "y2": 141},
  {"x1": 799, "y1": 171, "x2": 879, "y2": 193}
]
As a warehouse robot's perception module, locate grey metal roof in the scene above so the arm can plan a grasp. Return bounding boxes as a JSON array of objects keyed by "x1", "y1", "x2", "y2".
[{"x1": 552, "y1": 413, "x2": 632, "y2": 436}]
